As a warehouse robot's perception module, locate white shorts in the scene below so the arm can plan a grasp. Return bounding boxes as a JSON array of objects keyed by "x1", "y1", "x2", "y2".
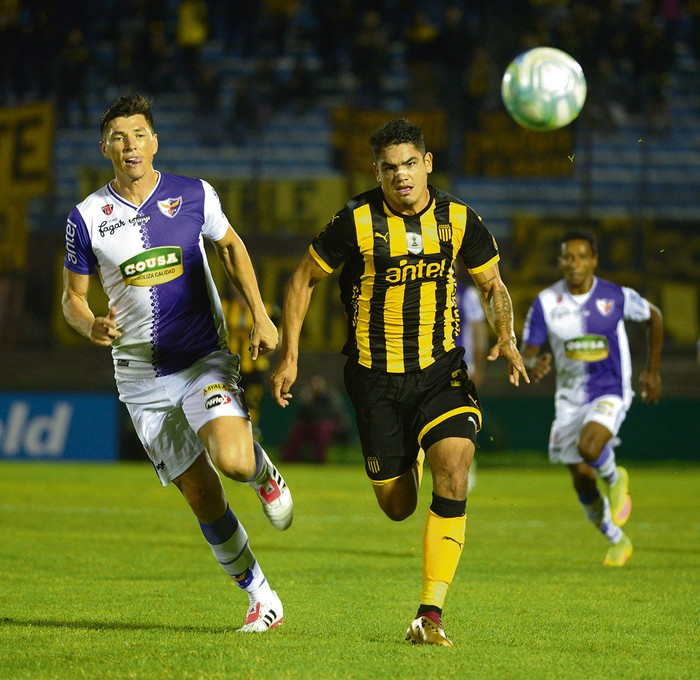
[
  {"x1": 117, "y1": 350, "x2": 249, "y2": 485},
  {"x1": 548, "y1": 395, "x2": 628, "y2": 465}
]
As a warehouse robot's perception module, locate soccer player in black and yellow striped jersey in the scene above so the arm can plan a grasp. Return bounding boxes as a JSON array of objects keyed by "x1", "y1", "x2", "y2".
[{"x1": 271, "y1": 118, "x2": 529, "y2": 646}]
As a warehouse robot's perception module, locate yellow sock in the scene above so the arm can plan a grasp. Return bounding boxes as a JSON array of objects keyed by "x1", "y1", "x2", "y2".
[{"x1": 421, "y1": 510, "x2": 466, "y2": 609}]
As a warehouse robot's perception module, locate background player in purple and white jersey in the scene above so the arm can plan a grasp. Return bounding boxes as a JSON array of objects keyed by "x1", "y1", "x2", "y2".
[
  {"x1": 61, "y1": 94, "x2": 292, "y2": 632},
  {"x1": 521, "y1": 229, "x2": 663, "y2": 567},
  {"x1": 455, "y1": 262, "x2": 488, "y2": 391},
  {"x1": 455, "y1": 261, "x2": 488, "y2": 493}
]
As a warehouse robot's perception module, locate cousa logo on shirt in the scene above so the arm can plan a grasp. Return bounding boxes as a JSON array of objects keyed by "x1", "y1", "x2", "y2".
[
  {"x1": 119, "y1": 246, "x2": 183, "y2": 286},
  {"x1": 564, "y1": 334, "x2": 609, "y2": 362}
]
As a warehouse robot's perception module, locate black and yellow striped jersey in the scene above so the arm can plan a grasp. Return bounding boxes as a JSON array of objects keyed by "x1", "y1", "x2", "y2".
[{"x1": 310, "y1": 185, "x2": 499, "y2": 373}]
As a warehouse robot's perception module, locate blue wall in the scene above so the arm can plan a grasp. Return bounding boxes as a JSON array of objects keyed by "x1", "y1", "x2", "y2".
[{"x1": 0, "y1": 392, "x2": 119, "y2": 461}]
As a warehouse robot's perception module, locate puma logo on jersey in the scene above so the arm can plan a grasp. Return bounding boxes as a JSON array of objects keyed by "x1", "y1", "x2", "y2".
[{"x1": 374, "y1": 231, "x2": 389, "y2": 242}]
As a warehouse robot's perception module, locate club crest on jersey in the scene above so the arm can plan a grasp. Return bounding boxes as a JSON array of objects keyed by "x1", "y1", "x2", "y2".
[
  {"x1": 102, "y1": 203, "x2": 114, "y2": 215},
  {"x1": 596, "y1": 299, "x2": 615, "y2": 316},
  {"x1": 157, "y1": 196, "x2": 182, "y2": 218},
  {"x1": 437, "y1": 223, "x2": 452, "y2": 242},
  {"x1": 406, "y1": 232, "x2": 423, "y2": 254}
]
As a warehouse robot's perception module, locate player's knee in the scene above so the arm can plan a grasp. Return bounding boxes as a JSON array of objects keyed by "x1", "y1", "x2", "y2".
[
  {"x1": 377, "y1": 493, "x2": 417, "y2": 521},
  {"x1": 215, "y1": 447, "x2": 256, "y2": 482},
  {"x1": 381, "y1": 501, "x2": 416, "y2": 522},
  {"x1": 577, "y1": 440, "x2": 600, "y2": 463}
]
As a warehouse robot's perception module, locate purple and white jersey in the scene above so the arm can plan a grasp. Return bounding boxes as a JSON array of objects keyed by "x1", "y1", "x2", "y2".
[
  {"x1": 522, "y1": 277, "x2": 651, "y2": 407},
  {"x1": 64, "y1": 172, "x2": 230, "y2": 379},
  {"x1": 455, "y1": 284, "x2": 485, "y2": 367}
]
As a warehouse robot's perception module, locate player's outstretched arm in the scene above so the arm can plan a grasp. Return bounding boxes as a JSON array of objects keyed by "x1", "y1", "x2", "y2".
[
  {"x1": 521, "y1": 345, "x2": 552, "y2": 383},
  {"x1": 471, "y1": 263, "x2": 530, "y2": 386},
  {"x1": 215, "y1": 225, "x2": 278, "y2": 359},
  {"x1": 62, "y1": 268, "x2": 121, "y2": 347},
  {"x1": 640, "y1": 302, "x2": 663, "y2": 403},
  {"x1": 270, "y1": 251, "x2": 329, "y2": 408}
]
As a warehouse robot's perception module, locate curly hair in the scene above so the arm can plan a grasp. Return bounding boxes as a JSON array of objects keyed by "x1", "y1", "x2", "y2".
[
  {"x1": 369, "y1": 118, "x2": 425, "y2": 159},
  {"x1": 561, "y1": 228, "x2": 598, "y2": 257}
]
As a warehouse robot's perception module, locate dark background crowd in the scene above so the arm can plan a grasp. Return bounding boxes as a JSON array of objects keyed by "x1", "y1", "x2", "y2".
[{"x1": 1, "y1": 0, "x2": 698, "y2": 138}]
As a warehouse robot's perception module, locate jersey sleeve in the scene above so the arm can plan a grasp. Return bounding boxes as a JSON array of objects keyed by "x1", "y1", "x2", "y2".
[
  {"x1": 64, "y1": 208, "x2": 97, "y2": 274},
  {"x1": 622, "y1": 286, "x2": 651, "y2": 322},
  {"x1": 200, "y1": 179, "x2": 230, "y2": 242},
  {"x1": 458, "y1": 207, "x2": 500, "y2": 273},
  {"x1": 310, "y1": 207, "x2": 357, "y2": 271},
  {"x1": 522, "y1": 296, "x2": 547, "y2": 347}
]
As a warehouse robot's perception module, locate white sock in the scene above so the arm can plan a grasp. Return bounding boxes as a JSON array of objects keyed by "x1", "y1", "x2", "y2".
[
  {"x1": 199, "y1": 505, "x2": 274, "y2": 603},
  {"x1": 578, "y1": 490, "x2": 623, "y2": 544},
  {"x1": 589, "y1": 445, "x2": 618, "y2": 486}
]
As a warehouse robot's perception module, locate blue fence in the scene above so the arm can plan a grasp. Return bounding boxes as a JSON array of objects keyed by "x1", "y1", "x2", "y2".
[{"x1": 0, "y1": 392, "x2": 119, "y2": 461}]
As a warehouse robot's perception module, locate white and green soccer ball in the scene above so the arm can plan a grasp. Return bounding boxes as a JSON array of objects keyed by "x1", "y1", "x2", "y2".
[{"x1": 501, "y1": 47, "x2": 587, "y2": 131}]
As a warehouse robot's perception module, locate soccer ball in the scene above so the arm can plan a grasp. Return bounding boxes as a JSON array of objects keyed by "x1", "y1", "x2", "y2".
[{"x1": 501, "y1": 47, "x2": 587, "y2": 131}]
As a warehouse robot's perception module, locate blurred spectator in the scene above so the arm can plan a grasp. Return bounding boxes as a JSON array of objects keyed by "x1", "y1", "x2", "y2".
[
  {"x1": 0, "y1": 3, "x2": 21, "y2": 104},
  {"x1": 279, "y1": 57, "x2": 318, "y2": 114},
  {"x1": 15, "y1": 5, "x2": 56, "y2": 102},
  {"x1": 137, "y1": 19, "x2": 177, "y2": 95},
  {"x1": 56, "y1": 27, "x2": 90, "y2": 127},
  {"x1": 194, "y1": 63, "x2": 224, "y2": 147},
  {"x1": 176, "y1": 0, "x2": 209, "y2": 91},
  {"x1": 259, "y1": 0, "x2": 300, "y2": 56},
  {"x1": 462, "y1": 44, "x2": 501, "y2": 131},
  {"x1": 455, "y1": 283, "x2": 488, "y2": 391},
  {"x1": 584, "y1": 55, "x2": 631, "y2": 131},
  {"x1": 350, "y1": 9, "x2": 390, "y2": 108},
  {"x1": 227, "y1": 57, "x2": 278, "y2": 144},
  {"x1": 222, "y1": 288, "x2": 280, "y2": 442},
  {"x1": 628, "y1": 5, "x2": 675, "y2": 129},
  {"x1": 405, "y1": 10, "x2": 440, "y2": 110},
  {"x1": 437, "y1": 4, "x2": 474, "y2": 171},
  {"x1": 282, "y1": 375, "x2": 351, "y2": 463},
  {"x1": 311, "y1": 0, "x2": 354, "y2": 79}
]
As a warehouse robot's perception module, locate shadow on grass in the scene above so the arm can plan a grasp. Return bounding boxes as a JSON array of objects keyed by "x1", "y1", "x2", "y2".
[{"x1": 0, "y1": 616, "x2": 232, "y2": 634}]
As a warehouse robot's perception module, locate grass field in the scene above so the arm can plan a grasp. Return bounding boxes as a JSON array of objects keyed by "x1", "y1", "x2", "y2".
[{"x1": 1, "y1": 456, "x2": 698, "y2": 679}]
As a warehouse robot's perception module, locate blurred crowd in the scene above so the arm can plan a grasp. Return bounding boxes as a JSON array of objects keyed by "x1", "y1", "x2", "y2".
[{"x1": 1, "y1": 0, "x2": 699, "y2": 137}]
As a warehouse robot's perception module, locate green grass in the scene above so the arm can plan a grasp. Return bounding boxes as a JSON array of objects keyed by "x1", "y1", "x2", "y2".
[{"x1": 1, "y1": 457, "x2": 698, "y2": 679}]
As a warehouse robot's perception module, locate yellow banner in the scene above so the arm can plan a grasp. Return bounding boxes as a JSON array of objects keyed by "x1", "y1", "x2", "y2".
[
  {"x1": 0, "y1": 202, "x2": 28, "y2": 271},
  {"x1": 0, "y1": 101, "x2": 54, "y2": 197}
]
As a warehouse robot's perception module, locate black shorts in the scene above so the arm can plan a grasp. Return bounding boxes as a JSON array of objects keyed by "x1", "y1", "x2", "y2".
[{"x1": 343, "y1": 347, "x2": 482, "y2": 482}]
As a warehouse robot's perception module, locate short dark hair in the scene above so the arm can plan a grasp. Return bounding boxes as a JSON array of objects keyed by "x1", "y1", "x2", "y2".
[
  {"x1": 561, "y1": 228, "x2": 598, "y2": 257},
  {"x1": 100, "y1": 94, "x2": 155, "y2": 139},
  {"x1": 369, "y1": 118, "x2": 425, "y2": 159}
]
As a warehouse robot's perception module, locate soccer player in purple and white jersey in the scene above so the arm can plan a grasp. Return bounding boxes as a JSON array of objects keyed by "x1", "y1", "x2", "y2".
[
  {"x1": 521, "y1": 229, "x2": 663, "y2": 567},
  {"x1": 61, "y1": 94, "x2": 292, "y2": 632},
  {"x1": 455, "y1": 283, "x2": 488, "y2": 390}
]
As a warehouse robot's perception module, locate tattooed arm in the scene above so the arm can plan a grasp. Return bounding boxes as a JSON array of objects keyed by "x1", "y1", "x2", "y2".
[{"x1": 470, "y1": 263, "x2": 530, "y2": 387}]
